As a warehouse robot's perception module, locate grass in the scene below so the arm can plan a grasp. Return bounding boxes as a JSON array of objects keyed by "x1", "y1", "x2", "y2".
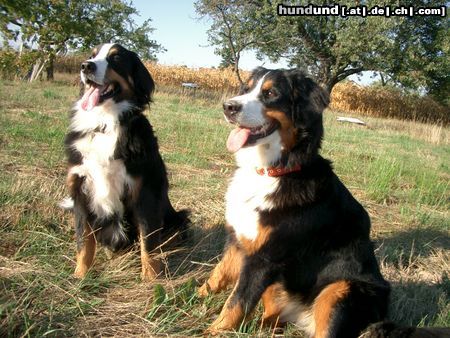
[{"x1": 0, "y1": 76, "x2": 449, "y2": 337}]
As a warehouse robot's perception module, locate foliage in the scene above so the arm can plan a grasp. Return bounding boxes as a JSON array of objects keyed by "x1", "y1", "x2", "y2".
[
  {"x1": 195, "y1": 0, "x2": 449, "y2": 103},
  {"x1": 0, "y1": 0, "x2": 164, "y2": 80},
  {"x1": 0, "y1": 48, "x2": 42, "y2": 80},
  {"x1": 145, "y1": 63, "x2": 449, "y2": 124},
  {"x1": 195, "y1": 0, "x2": 262, "y2": 84},
  {"x1": 382, "y1": 2, "x2": 450, "y2": 105}
]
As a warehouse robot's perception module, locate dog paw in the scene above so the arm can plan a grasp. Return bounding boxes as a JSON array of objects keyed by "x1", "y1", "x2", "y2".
[
  {"x1": 141, "y1": 268, "x2": 158, "y2": 282},
  {"x1": 73, "y1": 268, "x2": 87, "y2": 279},
  {"x1": 205, "y1": 319, "x2": 230, "y2": 335},
  {"x1": 198, "y1": 282, "x2": 211, "y2": 297}
]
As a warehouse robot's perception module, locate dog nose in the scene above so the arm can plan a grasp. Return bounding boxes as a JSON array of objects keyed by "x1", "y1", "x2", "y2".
[
  {"x1": 223, "y1": 100, "x2": 242, "y2": 118},
  {"x1": 81, "y1": 61, "x2": 96, "y2": 74}
]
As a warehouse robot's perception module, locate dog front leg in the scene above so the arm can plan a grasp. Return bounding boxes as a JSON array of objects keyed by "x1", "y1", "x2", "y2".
[
  {"x1": 135, "y1": 189, "x2": 163, "y2": 282},
  {"x1": 207, "y1": 254, "x2": 278, "y2": 333},
  {"x1": 198, "y1": 238, "x2": 243, "y2": 297},
  {"x1": 139, "y1": 225, "x2": 162, "y2": 281},
  {"x1": 74, "y1": 216, "x2": 96, "y2": 278}
]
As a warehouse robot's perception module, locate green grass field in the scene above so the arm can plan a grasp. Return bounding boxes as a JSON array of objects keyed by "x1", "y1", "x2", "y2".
[{"x1": 0, "y1": 77, "x2": 449, "y2": 337}]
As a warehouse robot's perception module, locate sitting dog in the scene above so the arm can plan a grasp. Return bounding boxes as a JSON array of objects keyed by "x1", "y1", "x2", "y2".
[
  {"x1": 199, "y1": 67, "x2": 391, "y2": 337},
  {"x1": 200, "y1": 68, "x2": 450, "y2": 337},
  {"x1": 64, "y1": 43, "x2": 188, "y2": 281}
]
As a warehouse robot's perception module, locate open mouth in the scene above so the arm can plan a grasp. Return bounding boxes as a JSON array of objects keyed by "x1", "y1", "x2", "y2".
[
  {"x1": 80, "y1": 80, "x2": 120, "y2": 111},
  {"x1": 226, "y1": 120, "x2": 279, "y2": 153}
]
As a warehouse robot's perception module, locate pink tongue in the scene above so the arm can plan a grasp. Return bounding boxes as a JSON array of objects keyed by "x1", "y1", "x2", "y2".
[
  {"x1": 226, "y1": 127, "x2": 251, "y2": 153},
  {"x1": 81, "y1": 87, "x2": 100, "y2": 111}
]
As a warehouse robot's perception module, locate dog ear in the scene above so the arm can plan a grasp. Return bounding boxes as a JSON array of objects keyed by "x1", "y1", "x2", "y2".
[
  {"x1": 287, "y1": 69, "x2": 329, "y2": 114},
  {"x1": 251, "y1": 66, "x2": 268, "y2": 78},
  {"x1": 132, "y1": 52, "x2": 155, "y2": 106}
]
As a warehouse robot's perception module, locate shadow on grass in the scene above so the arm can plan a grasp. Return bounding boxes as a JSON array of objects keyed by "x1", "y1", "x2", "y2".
[
  {"x1": 376, "y1": 227, "x2": 449, "y2": 327},
  {"x1": 376, "y1": 226, "x2": 449, "y2": 263},
  {"x1": 166, "y1": 222, "x2": 227, "y2": 279},
  {"x1": 388, "y1": 279, "x2": 449, "y2": 327}
]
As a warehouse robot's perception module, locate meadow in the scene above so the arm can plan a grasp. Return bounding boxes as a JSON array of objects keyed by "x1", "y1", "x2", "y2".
[{"x1": 0, "y1": 75, "x2": 449, "y2": 337}]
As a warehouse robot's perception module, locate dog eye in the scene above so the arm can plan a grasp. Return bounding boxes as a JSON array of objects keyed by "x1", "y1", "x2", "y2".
[{"x1": 263, "y1": 89, "x2": 276, "y2": 98}]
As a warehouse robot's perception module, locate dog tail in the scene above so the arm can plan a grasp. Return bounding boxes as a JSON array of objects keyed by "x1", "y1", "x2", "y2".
[
  {"x1": 362, "y1": 321, "x2": 450, "y2": 338},
  {"x1": 58, "y1": 197, "x2": 74, "y2": 211},
  {"x1": 163, "y1": 205, "x2": 190, "y2": 242},
  {"x1": 97, "y1": 220, "x2": 134, "y2": 253}
]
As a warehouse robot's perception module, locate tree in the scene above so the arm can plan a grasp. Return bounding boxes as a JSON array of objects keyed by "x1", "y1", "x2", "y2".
[
  {"x1": 0, "y1": 0, "x2": 164, "y2": 81},
  {"x1": 382, "y1": 5, "x2": 449, "y2": 105},
  {"x1": 254, "y1": 1, "x2": 405, "y2": 93},
  {"x1": 195, "y1": 0, "x2": 263, "y2": 84},
  {"x1": 197, "y1": 0, "x2": 448, "y2": 102}
]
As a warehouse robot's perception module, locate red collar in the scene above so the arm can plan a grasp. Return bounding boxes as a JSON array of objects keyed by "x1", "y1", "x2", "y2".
[{"x1": 255, "y1": 164, "x2": 302, "y2": 177}]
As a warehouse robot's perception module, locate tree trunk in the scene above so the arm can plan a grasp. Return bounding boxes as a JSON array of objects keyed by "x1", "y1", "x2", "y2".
[
  {"x1": 29, "y1": 59, "x2": 47, "y2": 82},
  {"x1": 46, "y1": 55, "x2": 54, "y2": 81},
  {"x1": 233, "y1": 54, "x2": 244, "y2": 86},
  {"x1": 322, "y1": 77, "x2": 339, "y2": 94},
  {"x1": 380, "y1": 72, "x2": 386, "y2": 86}
]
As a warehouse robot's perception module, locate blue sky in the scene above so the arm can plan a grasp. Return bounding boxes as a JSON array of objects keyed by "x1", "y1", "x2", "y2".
[
  {"x1": 1, "y1": 0, "x2": 374, "y2": 83},
  {"x1": 132, "y1": 1, "x2": 375, "y2": 84},
  {"x1": 132, "y1": 0, "x2": 287, "y2": 70}
]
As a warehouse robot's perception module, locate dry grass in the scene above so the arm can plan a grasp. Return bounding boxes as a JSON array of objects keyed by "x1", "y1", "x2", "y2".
[
  {"x1": 347, "y1": 115, "x2": 450, "y2": 146},
  {"x1": 0, "y1": 78, "x2": 449, "y2": 336},
  {"x1": 331, "y1": 82, "x2": 449, "y2": 125},
  {"x1": 52, "y1": 55, "x2": 449, "y2": 124}
]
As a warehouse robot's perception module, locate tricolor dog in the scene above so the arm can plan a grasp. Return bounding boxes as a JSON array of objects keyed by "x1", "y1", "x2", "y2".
[
  {"x1": 199, "y1": 68, "x2": 450, "y2": 337},
  {"x1": 199, "y1": 68, "x2": 390, "y2": 337},
  {"x1": 64, "y1": 43, "x2": 188, "y2": 281}
]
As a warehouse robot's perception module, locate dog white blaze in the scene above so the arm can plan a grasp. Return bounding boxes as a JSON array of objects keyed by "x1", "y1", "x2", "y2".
[
  {"x1": 80, "y1": 43, "x2": 114, "y2": 85},
  {"x1": 226, "y1": 166, "x2": 278, "y2": 241},
  {"x1": 226, "y1": 74, "x2": 268, "y2": 128}
]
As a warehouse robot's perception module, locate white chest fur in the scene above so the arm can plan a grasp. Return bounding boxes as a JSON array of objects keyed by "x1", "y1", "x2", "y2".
[
  {"x1": 225, "y1": 168, "x2": 279, "y2": 241},
  {"x1": 69, "y1": 103, "x2": 134, "y2": 218}
]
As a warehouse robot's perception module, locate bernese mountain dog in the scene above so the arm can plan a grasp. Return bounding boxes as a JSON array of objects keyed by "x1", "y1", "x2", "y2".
[
  {"x1": 64, "y1": 43, "x2": 188, "y2": 281},
  {"x1": 199, "y1": 68, "x2": 448, "y2": 337}
]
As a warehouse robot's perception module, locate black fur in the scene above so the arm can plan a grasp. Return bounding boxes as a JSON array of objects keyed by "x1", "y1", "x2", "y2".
[
  {"x1": 218, "y1": 68, "x2": 450, "y2": 337},
  {"x1": 65, "y1": 44, "x2": 188, "y2": 271}
]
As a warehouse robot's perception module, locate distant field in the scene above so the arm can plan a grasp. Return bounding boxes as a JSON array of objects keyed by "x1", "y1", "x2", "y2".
[
  {"x1": 2, "y1": 49, "x2": 448, "y2": 123},
  {"x1": 0, "y1": 77, "x2": 449, "y2": 337}
]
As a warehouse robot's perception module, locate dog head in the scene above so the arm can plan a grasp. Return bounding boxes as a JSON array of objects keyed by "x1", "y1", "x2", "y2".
[
  {"x1": 223, "y1": 67, "x2": 329, "y2": 166},
  {"x1": 79, "y1": 43, "x2": 155, "y2": 110}
]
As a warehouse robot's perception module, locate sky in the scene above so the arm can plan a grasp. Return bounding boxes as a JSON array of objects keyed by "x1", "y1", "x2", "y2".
[
  {"x1": 132, "y1": 1, "x2": 375, "y2": 84},
  {"x1": 0, "y1": 0, "x2": 375, "y2": 84},
  {"x1": 133, "y1": 0, "x2": 287, "y2": 70}
]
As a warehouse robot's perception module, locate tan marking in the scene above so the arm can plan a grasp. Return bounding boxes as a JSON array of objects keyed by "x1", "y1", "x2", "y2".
[
  {"x1": 262, "y1": 79, "x2": 274, "y2": 91},
  {"x1": 262, "y1": 283, "x2": 288, "y2": 327},
  {"x1": 139, "y1": 229, "x2": 161, "y2": 281},
  {"x1": 198, "y1": 242, "x2": 243, "y2": 297},
  {"x1": 266, "y1": 109, "x2": 298, "y2": 151},
  {"x1": 74, "y1": 223, "x2": 96, "y2": 278},
  {"x1": 313, "y1": 281, "x2": 350, "y2": 338},
  {"x1": 247, "y1": 79, "x2": 254, "y2": 88},
  {"x1": 107, "y1": 46, "x2": 119, "y2": 56},
  {"x1": 239, "y1": 224, "x2": 272, "y2": 255},
  {"x1": 208, "y1": 285, "x2": 246, "y2": 333},
  {"x1": 105, "y1": 68, "x2": 133, "y2": 99},
  {"x1": 66, "y1": 166, "x2": 79, "y2": 193}
]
